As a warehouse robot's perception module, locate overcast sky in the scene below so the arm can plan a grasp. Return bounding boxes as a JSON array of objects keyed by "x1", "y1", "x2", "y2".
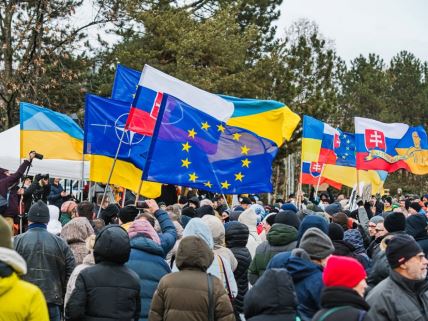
[{"x1": 276, "y1": 0, "x2": 428, "y2": 64}]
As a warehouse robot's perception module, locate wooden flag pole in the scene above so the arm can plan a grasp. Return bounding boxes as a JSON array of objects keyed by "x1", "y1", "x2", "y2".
[
  {"x1": 314, "y1": 164, "x2": 325, "y2": 198},
  {"x1": 134, "y1": 180, "x2": 144, "y2": 206}
]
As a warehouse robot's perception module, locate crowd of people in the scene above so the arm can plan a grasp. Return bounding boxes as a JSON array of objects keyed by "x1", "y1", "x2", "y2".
[{"x1": 1, "y1": 157, "x2": 428, "y2": 321}]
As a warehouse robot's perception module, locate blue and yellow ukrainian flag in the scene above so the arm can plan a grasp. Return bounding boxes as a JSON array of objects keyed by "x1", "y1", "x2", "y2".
[
  {"x1": 20, "y1": 102, "x2": 84, "y2": 161},
  {"x1": 111, "y1": 64, "x2": 301, "y2": 147}
]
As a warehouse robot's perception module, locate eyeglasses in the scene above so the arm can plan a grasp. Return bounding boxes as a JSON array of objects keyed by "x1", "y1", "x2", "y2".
[
  {"x1": 375, "y1": 228, "x2": 384, "y2": 232},
  {"x1": 368, "y1": 224, "x2": 377, "y2": 228}
]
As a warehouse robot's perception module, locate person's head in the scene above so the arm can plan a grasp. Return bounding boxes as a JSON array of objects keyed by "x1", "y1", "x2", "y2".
[
  {"x1": 201, "y1": 215, "x2": 225, "y2": 246},
  {"x1": 299, "y1": 227, "x2": 334, "y2": 267},
  {"x1": 91, "y1": 218, "x2": 106, "y2": 235},
  {"x1": 275, "y1": 210, "x2": 300, "y2": 230},
  {"x1": 323, "y1": 255, "x2": 367, "y2": 297},
  {"x1": 240, "y1": 197, "x2": 252, "y2": 209},
  {"x1": 135, "y1": 211, "x2": 156, "y2": 227},
  {"x1": 128, "y1": 219, "x2": 161, "y2": 244},
  {"x1": 77, "y1": 201, "x2": 95, "y2": 221},
  {"x1": 384, "y1": 196, "x2": 392, "y2": 208},
  {"x1": 297, "y1": 215, "x2": 329, "y2": 245},
  {"x1": 384, "y1": 211, "x2": 406, "y2": 233},
  {"x1": 61, "y1": 200, "x2": 78, "y2": 218},
  {"x1": 27, "y1": 200, "x2": 50, "y2": 225},
  {"x1": 118, "y1": 205, "x2": 139, "y2": 224},
  {"x1": 188, "y1": 196, "x2": 200, "y2": 209},
  {"x1": 176, "y1": 236, "x2": 214, "y2": 272},
  {"x1": 220, "y1": 208, "x2": 230, "y2": 223},
  {"x1": 374, "y1": 222, "x2": 387, "y2": 239},
  {"x1": 23, "y1": 177, "x2": 32, "y2": 187},
  {"x1": 94, "y1": 225, "x2": 130, "y2": 264},
  {"x1": 368, "y1": 216, "x2": 384, "y2": 237},
  {"x1": 100, "y1": 203, "x2": 120, "y2": 225},
  {"x1": 386, "y1": 234, "x2": 428, "y2": 280},
  {"x1": 319, "y1": 193, "x2": 330, "y2": 204},
  {"x1": 97, "y1": 194, "x2": 110, "y2": 209},
  {"x1": 263, "y1": 213, "x2": 277, "y2": 234},
  {"x1": 0, "y1": 215, "x2": 13, "y2": 249},
  {"x1": 408, "y1": 202, "x2": 422, "y2": 215},
  {"x1": 53, "y1": 177, "x2": 60, "y2": 185}
]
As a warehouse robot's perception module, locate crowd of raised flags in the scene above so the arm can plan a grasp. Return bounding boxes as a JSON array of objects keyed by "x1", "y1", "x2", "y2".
[{"x1": 18, "y1": 63, "x2": 428, "y2": 197}]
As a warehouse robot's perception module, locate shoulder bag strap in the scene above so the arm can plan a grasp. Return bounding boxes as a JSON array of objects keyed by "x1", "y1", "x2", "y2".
[
  {"x1": 218, "y1": 255, "x2": 232, "y2": 298},
  {"x1": 318, "y1": 306, "x2": 349, "y2": 321},
  {"x1": 207, "y1": 273, "x2": 215, "y2": 321}
]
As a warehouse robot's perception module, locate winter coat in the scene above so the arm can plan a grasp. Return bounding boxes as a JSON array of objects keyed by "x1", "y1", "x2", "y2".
[
  {"x1": 60, "y1": 217, "x2": 95, "y2": 265},
  {"x1": 248, "y1": 223, "x2": 297, "y2": 285},
  {"x1": 14, "y1": 224, "x2": 76, "y2": 306},
  {"x1": 126, "y1": 235, "x2": 171, "y2": 321},
  {"x1": 65, "y1": 225, "x2": 140, "y2": 321},
  {"x1": 48, "y1": 182, "x2": 64, "y2": 209},
  {"x1": 343, "y1": 229, "x2": 371, "y2": 270},
  {"x1": 406, "y1": 214, "x2": 428, "y2": 257},
  {"x1": 244, "y1": 268, "x2": 299, "y2": 321},
  {"x1": 238, "y1": 208, "x2": 262, "y2": 258},
  {"x1": 367, "y1": 270, "x2": 428, "y2": 321},
  {"x1": 154, "y1": 209, "x2": 177, "y2": 257},
  {"x1": 0, "y1": 160, "x2": 30, "y2": 214},
  {"x1": 24, "y1": 179, "x2": 51, "y2": 203},
  {"x1": 0, "y1": 248, "x2": 49, "y2": 321},
  {"x1": 267, "y1": 248, "x2": 324, "y2": 321},
  {"x1": 225, "y1": 221, "x2": 252, "y2": 317},
  {"x1": 312, "y1": 287, "x2": 372, "y2": 321},
  {"x1": 172, "y1": 218, "x2": 238, "y2": 297},
  {"x1": 64, "y1": 252, "x2": 95, "y2": 307},
  {"x1": 148, "y1": 236, "x2": 235, "y2": 321}
]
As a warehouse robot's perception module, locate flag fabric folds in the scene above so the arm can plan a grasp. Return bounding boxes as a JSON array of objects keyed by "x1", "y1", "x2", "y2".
[
  {"x1": 142, "y1": 94, "x2": 278, "y2": 194},
  {"x1": 301, "y1": 161, "x2": 342, "y2": 190},
  {"x1": 20, "y1": 102, "x2": 84, "y2": 161},
  {"x1": 355, "y1": 117, "x2": 428, "y2": 174},
  {"x1": 114, "y1": 64, "x2": 300, "y2": 147},
  {"x1": 84, "y1": 94, "x2": 161, "y2": 198},
  {"x1": 301, "y1": 115, "x2": 387, "y2": 192}
]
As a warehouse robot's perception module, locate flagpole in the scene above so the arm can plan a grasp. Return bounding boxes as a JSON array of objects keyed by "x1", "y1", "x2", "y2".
[
  {"x1": 134, "y1": 180, "x2": 144, "y2": 206},
  {"x1": 297, "y1": 161, "x2": 303, "y2": 210},
  {"x1": 97, "y1": 129, "x2": 127, "y2": 217},
  {"x1": 314, "y1": 163, "x2": 325, "y2": 198},
  {"x1": 221, "y1": 193, "x2": 230, "y2": 210}
]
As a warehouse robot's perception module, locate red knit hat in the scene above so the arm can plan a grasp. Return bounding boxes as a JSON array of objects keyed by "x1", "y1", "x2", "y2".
[{"x1": 323, "y1": 255, "x2": 366, "y2": 288}]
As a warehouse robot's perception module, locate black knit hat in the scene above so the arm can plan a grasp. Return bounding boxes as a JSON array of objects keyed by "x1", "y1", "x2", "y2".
[
  {"x1": 182, "y1": 206, "x2": 197, "y2": 218},
  {"x1": 240, "y1": 197, "x2": 252, "y2": 205},
  {"x1": 28, "y1": 200, "x2": 50, "y2": 224},
  {"x1": 409, "y1": 202, "x2": 422, "y2": 213},
  {"x1": 384, "y1": 212, "x2": 406, "y2": 233},
  {"x1": 119, "y1": 206, "x2": 139, "y2": 224},
  {"x1": 275, "y1": 211, "x2": 301, "y2": 230},
  {"x1": 328, "y1": 222, "x2": 344, "y2": 241},
  {"x1": 386, "y1": 234, "x2": 423, "y2": 268}
]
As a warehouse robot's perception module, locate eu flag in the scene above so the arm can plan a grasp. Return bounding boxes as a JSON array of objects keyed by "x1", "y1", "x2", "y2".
[
  {"x1": 143, "y1": 94, "x2": 278, "y2": 193},
  {"x1": 334, "y1": 130, "x2": 356, "y2": 167}
]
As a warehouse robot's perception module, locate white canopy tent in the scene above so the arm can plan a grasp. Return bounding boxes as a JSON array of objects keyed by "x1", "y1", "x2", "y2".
[{"x1": 0, "y1": 125, "x2": 89, "y2": 180}]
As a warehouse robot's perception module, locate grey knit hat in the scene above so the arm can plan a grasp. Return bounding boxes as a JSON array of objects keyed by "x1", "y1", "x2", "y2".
[
  {"x1": 28, "y1": 200, "x2": 50, "y2": 224},
  {"x1": 299, "y1": 227, "x2": 334, "y2": 260},
  {"x1": 369, "y1": 215, "x2": 384, "y2": 225}
]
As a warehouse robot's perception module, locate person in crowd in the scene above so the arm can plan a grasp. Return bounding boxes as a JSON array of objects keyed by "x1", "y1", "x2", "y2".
[
  {"x1": 275, "y1": 210, "x2": 301, "y2": 230},
  {"x1": 119, "y1": 204, "x2": 140, "y2": 231},
  {"x1": 47, "y1": 205, "x2": 62, "y2": 235},
  {"x1": 367, "y1": 216, "x2": 384, "y2": 238},
  {"x1": 48, "y1": 177, "x2": 68, "y2": 209},
  {"x1": 244, "y1": 268, "x2": 299, "y2": 321},
  {"x1": 343, "y1": 228, "x2": 371, "y2": 270},
  {"x1": 409, "y1": 201, "x2": 426, "y2": 215},
  {"x1": 367, "y1": 234, "x2": 428, "y2": 320},
  {"x1": 225, "y1": 221, "x2": 252, "y2": 319},
  {"x1": 24, "y1": 173, "x2": 51, "y2": 204},
  {"x1": 238, "y1": 207, "x2": 262, "y2": 258},
  {"x1": 406, "y1": 214, "x2": 428, "y2": 257},
  {"x1": 126, "y1": 219, "x2": 171, "y2": 321},
  {"x1": 268, "y1": 227, "x2": 335, "y2": 321},
  {"x1": 187, "y1": 196, "x2": 200, "y2": 209},
  {"x1": 0, "y1": 215, "x2": 50, "y2": 321},
  {"x1": 173, "y1": 218, "x2": 238, "y2": 298},
  {"x1": 59, "y1": 200, "x2": 77, "y2": 226},
  {"x1": 312, "y1": 256, "x2": 371, "y2": 321},
  {"x1": 65, "y1": 225, "x2": 140, "y2": 321},
  {"x1": 367, "y1": 212, "x2": 406, "y2": 288},
  {"x1": 248, "y1": 221, "x2": 297, "y2": 285},
  {"x1": 383, "y1": 196, "x2": 393, "y2": 212},
  {"x1": 367, "y1": 218, "x2": 387, "y2": 258},
  {"x1": 64, "y1": 234, "x2": 96, "y2": 307},
  {"x1": 149, "y1": 235, "x2": 235, "y2": 321},
  {"x1": 60, "y1": 204, "x2": 95, "y2": 265},
  {"x1": 240, "y1": 197, "x2": 253, "y2": 210},
  {"x1": 14, "y1": 200, "x2": 75, "y2": 321},
  {"x1": 180, "y1": 206, "x2": 197, "y2": 228},
  {"x1": 296, "y1": 215, "x2": 329, "y2": 245},
  {"x1": 100, "y1": 203, "x2": 120, "y2": 225},
  {"x1": 202, "y1": 214, "x2": 238, "y2": 271}
]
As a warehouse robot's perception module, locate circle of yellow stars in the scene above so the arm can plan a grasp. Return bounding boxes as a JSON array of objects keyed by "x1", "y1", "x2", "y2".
[{"x1": 179, "y1": 120, "x2": 251, "y2": 191}]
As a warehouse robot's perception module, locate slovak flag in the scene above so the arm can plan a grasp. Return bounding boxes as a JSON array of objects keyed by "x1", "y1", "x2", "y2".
[
  {"x1": 301, "y1": 161, "x2": 342, "y2": 189},
  {"x1": 355, "y1": 117, "x2": 428, "y2": 174},
  {"x1": 310, "y1": 162, "x2": 323, "y2": 177}
]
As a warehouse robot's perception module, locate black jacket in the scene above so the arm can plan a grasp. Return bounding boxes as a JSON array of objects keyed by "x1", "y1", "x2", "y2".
[
  {"x1": 244, "y1": 268, "x2": 298, "y2": 321},
  {"x1": 48, "y1": 182, "x2": 64, "y2": 209},
  {"x1": 406, "y1": 214, "x2": 428, "y2": 258},
  {"x1": 312, "y1": 287, "x2": 372, "y2": 321},
  {"x1": 0, "y1": 160, "x2": 30, "y2": 214},
  {"x1": 24, "y1": 179, "x2": 50, "y2": 204},
  {"x1": 65, "y1": 225, "x2": 140, "y2": 321},
  {"x1": 225, "y1": 221, "x2": 252, "y2": 317},
  {"x1": 14, "y1": 224, "x2": 76, "y2": 305}
]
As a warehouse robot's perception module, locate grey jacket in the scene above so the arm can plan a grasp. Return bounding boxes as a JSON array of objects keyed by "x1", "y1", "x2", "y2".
[
  {"x1": 366, "y1": 270, "x2": 428, "y2": 321},
  {"x1": 14, "y1": 225, "x2": 76, "y2": 305}
]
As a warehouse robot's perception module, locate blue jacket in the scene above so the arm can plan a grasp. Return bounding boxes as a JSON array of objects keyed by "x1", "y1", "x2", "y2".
[
  {"x1": 154, "y1": 209, "x2": 177, "y2": 257},
  {"x1": 268, "y1": 250, "x2": 323, "y2": 321},
  {"x1": 126, "y1": 236, "x2": 171, "y2": 321},
  {"x1": 48, "y1": 183, "x2": 64, "y2": 208}
]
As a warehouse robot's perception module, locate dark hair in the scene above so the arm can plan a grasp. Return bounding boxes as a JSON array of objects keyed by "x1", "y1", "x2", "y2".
[
  {"x1": 136, "y1": 211, "x2": 156, "y2": 227},
  {"x1": 77, "y1": 201, "x2": 95, "y2": 220},
  {"x1": 91, "y1": 218, "x2": 106, "y2": 234}
]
